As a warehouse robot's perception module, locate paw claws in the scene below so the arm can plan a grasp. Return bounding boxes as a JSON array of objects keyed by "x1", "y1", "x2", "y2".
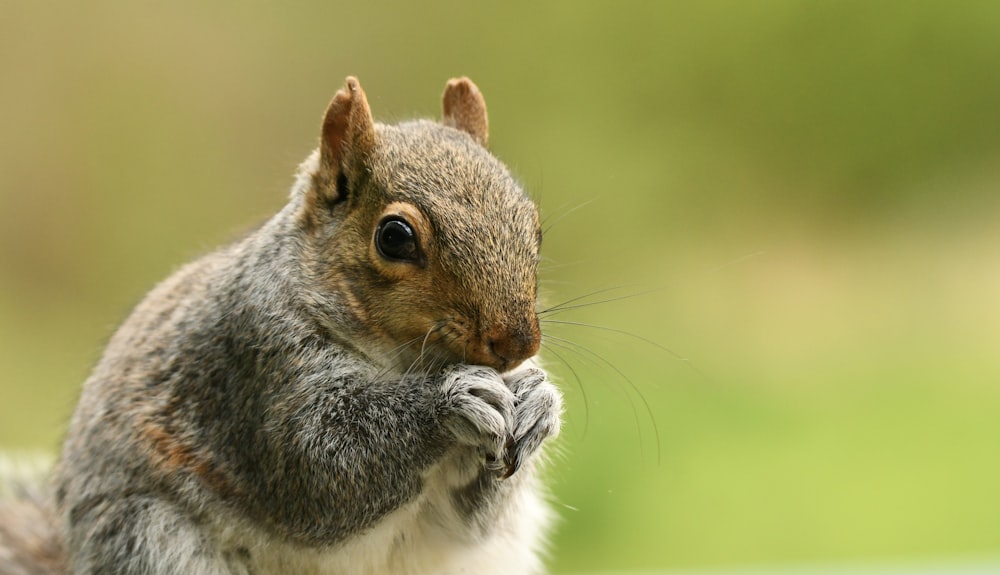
[{"x1": 441, "y1": 365, "x2": 561, "y2": 478}]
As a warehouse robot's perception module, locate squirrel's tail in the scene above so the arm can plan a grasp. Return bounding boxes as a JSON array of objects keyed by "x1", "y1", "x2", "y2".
[{"x1": 0, "y1": 454, "x2": 66, "y2": 575}]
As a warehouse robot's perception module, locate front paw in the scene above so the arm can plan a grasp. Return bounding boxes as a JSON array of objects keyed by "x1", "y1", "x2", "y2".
[
  {"x1": 438, "y1": 365, "x2": 514, "y2": 474},
  {"x1": 502, "y1": 368, "x2": 562, "y2": 478}
]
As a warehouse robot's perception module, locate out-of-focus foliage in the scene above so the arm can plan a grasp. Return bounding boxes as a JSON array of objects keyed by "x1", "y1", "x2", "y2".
[{"x1": 2, "y1": 2, "x2": 999, "y2": 572}]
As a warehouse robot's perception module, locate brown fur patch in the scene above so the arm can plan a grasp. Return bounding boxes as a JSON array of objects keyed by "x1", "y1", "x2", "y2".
[{"x1": 139, "y1": 420, "x2": 234, "y2": 497}]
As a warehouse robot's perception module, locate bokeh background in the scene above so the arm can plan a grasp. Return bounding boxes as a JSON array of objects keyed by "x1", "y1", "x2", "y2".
[{"x1": 3, "y1": 1, "x2": 1000, "y2": 572}]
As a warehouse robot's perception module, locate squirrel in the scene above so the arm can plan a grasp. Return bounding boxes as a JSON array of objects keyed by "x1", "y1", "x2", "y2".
[{"x1": 0, "y1": 76, "x2": 562, "y2": 574}]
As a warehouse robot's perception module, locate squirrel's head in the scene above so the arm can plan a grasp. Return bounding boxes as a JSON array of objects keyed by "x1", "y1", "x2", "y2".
[{"x1": 296, "y1": 77, "x2": 541, "y2": 375}]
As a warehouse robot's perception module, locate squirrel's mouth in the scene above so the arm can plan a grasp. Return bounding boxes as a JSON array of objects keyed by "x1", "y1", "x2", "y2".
[
  {"x1": 435, "y1": 317, "x2": 542, "y2": 374},
  {"x1": 387, "y1": 316, "x2": 540, "y2": 375},
  {"x1": 463, "y1": 328, "x2": 540, "y2": 373}
]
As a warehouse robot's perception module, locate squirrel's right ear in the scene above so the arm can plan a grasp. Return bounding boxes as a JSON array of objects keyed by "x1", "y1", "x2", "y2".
[
  {"x1": 315, "y1": 76, "x2": 376, "y2": 207},
  {"x1": 442, "y1": 77, "x2": 488, "y2": 147}
]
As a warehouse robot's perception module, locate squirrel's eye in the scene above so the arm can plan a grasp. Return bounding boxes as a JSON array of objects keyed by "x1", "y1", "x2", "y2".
[{"x1": 375, "y1": 217, "x2": 419, "y2": 262}]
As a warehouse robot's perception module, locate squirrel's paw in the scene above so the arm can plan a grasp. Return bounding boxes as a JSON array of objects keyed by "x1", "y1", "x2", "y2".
[
  {"x1": 439, "y1": 365, "x2": 515, "y2": 474},
  {"x1": 501, "y1": 368, "x2": 562, "y2": 478}
]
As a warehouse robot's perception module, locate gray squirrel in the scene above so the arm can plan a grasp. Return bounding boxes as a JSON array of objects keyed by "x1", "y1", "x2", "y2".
[{"x1": 0, "y1": 76, "x2": 562, "y2": 574}]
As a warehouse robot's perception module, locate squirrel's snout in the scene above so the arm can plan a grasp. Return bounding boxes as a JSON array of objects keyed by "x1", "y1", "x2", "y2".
[{"x1": 485, "y1": 322, "x2": 541, "y2": 371}]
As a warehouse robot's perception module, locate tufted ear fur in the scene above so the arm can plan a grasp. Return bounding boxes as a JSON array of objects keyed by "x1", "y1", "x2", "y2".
[
  {"x1": 442, "y1": 77, "x2": 488, "y2": 147},
  {"x1": 315, "y1": 76, "x2": 376, "y2": 208}
]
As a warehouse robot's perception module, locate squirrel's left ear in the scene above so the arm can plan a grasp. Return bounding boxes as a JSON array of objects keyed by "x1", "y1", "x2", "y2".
[
  {"x1": 442, "y1": 77, "x2": 488, "y2": 147},
  {"x1": 315, "y1": 76, "x2": 376, "y2": 207}
]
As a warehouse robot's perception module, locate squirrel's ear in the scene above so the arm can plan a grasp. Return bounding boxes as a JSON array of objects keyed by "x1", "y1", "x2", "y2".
[
  {"x1": 317, "y1": 76, "x2": 376, "y2": 205},
  {"x1": 442, "y1": 77, "x2": 488, "y2": 147}
]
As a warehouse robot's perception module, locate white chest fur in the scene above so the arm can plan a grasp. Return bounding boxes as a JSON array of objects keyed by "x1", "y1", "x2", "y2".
[{"x1": 217, "y1": 450, "x2": 553, "y2": 575}]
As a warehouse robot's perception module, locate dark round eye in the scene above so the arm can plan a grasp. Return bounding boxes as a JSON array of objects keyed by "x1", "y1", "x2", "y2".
[{"x1": 375, "y1": 217, "x2": 419, "y2": 262}]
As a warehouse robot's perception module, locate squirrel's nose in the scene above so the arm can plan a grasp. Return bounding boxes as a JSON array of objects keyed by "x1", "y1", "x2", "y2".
[{"x1": 487, "y1": 321, "x2": 541, "y2": 369}]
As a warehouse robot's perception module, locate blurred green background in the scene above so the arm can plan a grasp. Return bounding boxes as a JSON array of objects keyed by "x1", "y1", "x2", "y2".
[{"x1": 3, "y1": 1, "x2": 1000, "y2": 572}]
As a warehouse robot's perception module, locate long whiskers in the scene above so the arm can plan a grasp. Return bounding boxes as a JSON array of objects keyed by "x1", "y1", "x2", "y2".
[
  {"x1": 400, "y1": 324, "x2": 445, "y2": 382},
  {"x1": 535, "y1": 285, "x2": 685, "y2": 465},
  {"x1": 540, "y1": 319, "x2": 705, "y2": 378},
  {"x1": 374, "y1": 320, "x2": 451, "y2": 382},
  {"x1": 537, "y1": 286, "x2": 669, "y2": 318},
  {"x1": 373, "y1": 333, "x2": 430, "y2": 381},
  {"x1": 543, "y1": 333, "x2": 662, "y2": 466},
  {"x1": 539, "y1": 341, "x2": 590, "y2": 440},
  {"x1": 536, "y1": 285, "x2": 633, "y2": 316},
  {"x1": 541, "y1": 198, "x2": 598, "y2": 235}
]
